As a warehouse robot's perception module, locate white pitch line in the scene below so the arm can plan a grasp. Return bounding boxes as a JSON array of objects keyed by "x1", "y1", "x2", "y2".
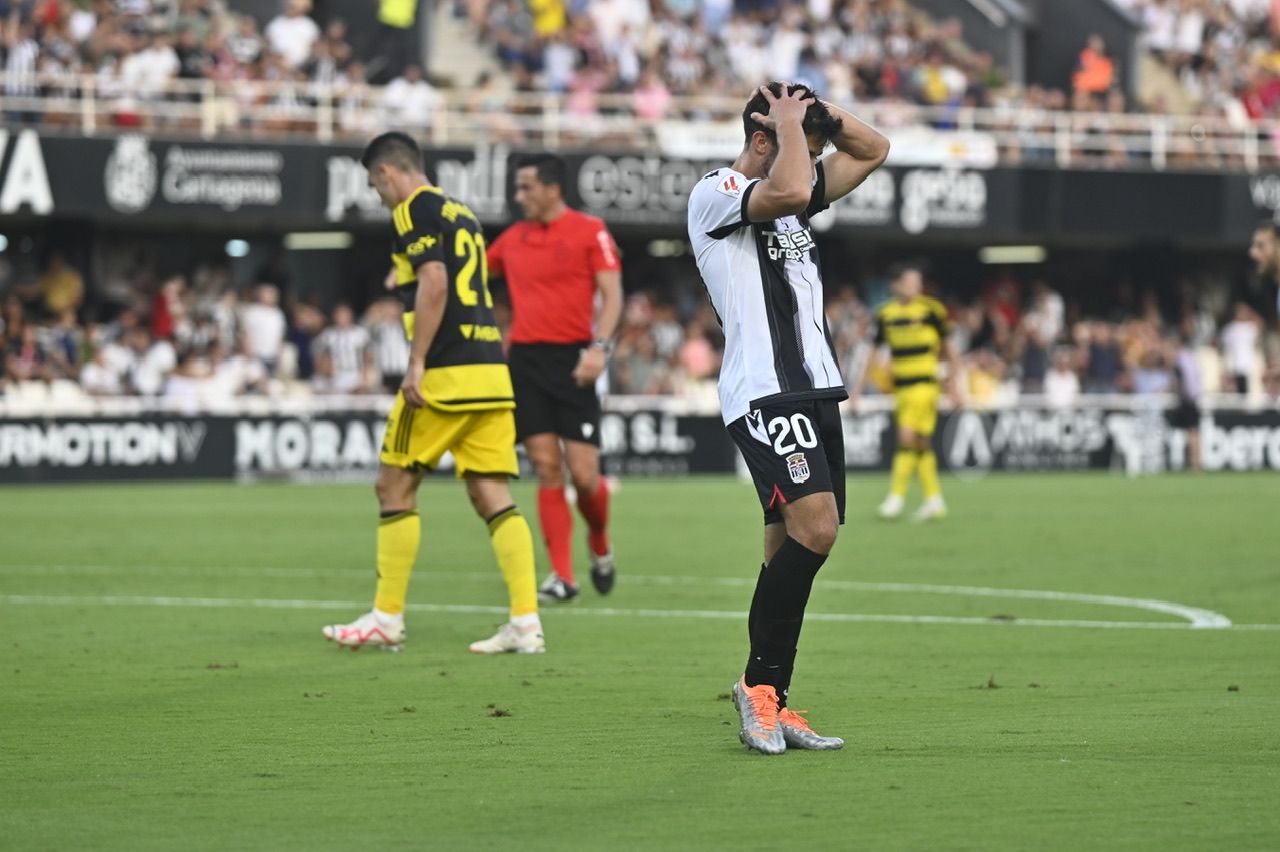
[
  {"x1": 3, "y1": 593, "x2": 1278, "y2": 631},
  {"x1": 0, "y1": 563, "x2": 1236, "y2": 628}
]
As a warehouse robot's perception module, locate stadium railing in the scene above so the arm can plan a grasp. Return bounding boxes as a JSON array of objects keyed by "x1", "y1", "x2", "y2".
[{"x1": 2, "y1": 72, "x2": 1278, "y2": 173}]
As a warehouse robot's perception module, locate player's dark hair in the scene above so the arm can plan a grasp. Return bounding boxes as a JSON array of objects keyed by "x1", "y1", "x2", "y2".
[
  {"x1": 888, "y1": 262, "x2": 924, "y2": 283},
  {"x1": 1256, "y1": 220, "x2": 1280, "y2": 239},
  {"x1": 742, "y1": 82, "x2": 843, "y2": 146},
  {"x1": 361, "y1": 131, "x2": 423, "y2": 173},
  {"x1": 516, "y1": 153, "x2": 566, "y2": 188}
]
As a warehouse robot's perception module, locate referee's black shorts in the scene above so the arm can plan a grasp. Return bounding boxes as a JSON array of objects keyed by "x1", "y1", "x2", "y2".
[{"x1": 507, "y1": 342, "x2": 601, "y2": 446}]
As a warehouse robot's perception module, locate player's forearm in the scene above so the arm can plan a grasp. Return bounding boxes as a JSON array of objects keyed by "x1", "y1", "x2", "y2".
[
  {"x1": 823, "y1": 102, "x2": 890, "y2": 164},
  {"x1": 408, "y1": 267, "x2": 448, "y2": 366},
  {"x1": 769, "y1": 121, "x2": 816, "y2": 202},
  {"x1": 594, "y1": 271, "x2": 622, "y2": 341}
]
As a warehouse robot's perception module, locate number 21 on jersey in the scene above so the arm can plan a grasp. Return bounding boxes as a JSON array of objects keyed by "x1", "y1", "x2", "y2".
[{"x1": 454, "y1": 230, "x2": 493, "y2": 308}]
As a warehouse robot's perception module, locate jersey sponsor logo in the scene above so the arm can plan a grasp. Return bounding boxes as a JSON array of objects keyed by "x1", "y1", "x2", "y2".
[
  {"x1": 717, "y1": 175, "x2": 743, "y2": 198},
  {"x1": 459, "y1": 324, "x2": 502, "y2": 342},
  {"x1": 762, "y1": 227, "x2": 816, "y2": 261},
  {"x1": 406, "y1": 235, "x2": 437, "y2": 256},
  {"x1": 786, "y1": 452, "x2": 810, "y2": 484}
]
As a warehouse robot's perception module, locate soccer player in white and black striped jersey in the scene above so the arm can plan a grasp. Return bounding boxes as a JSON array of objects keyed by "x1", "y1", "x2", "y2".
[{"x1": 688, "y1": 83, "x2": 889, "y2": 755}]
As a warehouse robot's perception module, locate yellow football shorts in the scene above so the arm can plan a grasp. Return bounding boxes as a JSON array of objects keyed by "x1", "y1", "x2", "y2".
[
  {"x1": 894, "y1": 382, "x2": 941, "y2": 437},
  {"x1": 380, "y1": 398, "x2": 518, "y2": 478}
]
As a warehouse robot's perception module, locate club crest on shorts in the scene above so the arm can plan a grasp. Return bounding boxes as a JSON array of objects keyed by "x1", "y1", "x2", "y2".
[{"x1": 786, "y1": 452, "x2": 810, "y2": 484}]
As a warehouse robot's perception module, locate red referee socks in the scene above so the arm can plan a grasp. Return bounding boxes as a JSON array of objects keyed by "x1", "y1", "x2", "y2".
[
  {"x1": 577, "y1": 482, "x2": 611, "y2": 557},
  {"x1": 537, "y1": 487, "x2": 575, "y2": 584}
]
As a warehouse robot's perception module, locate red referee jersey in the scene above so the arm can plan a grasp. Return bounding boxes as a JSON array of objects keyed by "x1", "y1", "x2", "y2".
[{"x1": 487, "y1": 208, "x2": 620, "y2": 345}]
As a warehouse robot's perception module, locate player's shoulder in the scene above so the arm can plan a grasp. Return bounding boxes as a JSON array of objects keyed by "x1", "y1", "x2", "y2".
[
  {"x1": 690, "y1": 166, "x2": 752, "y2": 209},
  {"x1": 565, "y1": 208, "x2": 610, "y2": 233},
  {"x1": 395, "y1": 186, "x2": 445, "y2": 234},
  {"x1": 919, "y1": 296, "x2": 948, "y2": 316}
]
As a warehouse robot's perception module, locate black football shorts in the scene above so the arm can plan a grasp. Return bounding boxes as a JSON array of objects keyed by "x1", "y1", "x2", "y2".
[
  {"x1": 507, "y1": 342, "x2": 602, "y2": 446},
  {"x1": 726, "y1": 398, "x2": 846, "y2": 526}
]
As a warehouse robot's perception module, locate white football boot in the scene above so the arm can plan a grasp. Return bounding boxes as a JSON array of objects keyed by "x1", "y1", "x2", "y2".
[
  {"x1": 877, "y1": 493, "x2": 905, "y2": 520},
  {"x1": 321, "y1": 611, "x2": 406, "y2": 651}
]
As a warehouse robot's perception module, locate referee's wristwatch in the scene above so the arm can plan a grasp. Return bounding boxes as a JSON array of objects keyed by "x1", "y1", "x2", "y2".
[{"x1": 590, "y1": 338, "x2": 614, "y2": 356}]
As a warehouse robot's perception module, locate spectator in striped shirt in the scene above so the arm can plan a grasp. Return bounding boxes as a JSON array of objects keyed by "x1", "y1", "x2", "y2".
[{"x1": 312, "y1": 302, "x2": 371, "y2": 394}]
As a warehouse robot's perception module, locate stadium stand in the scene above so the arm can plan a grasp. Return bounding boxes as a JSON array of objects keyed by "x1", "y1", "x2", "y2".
[{"x1": 1, "y1": 0, "x2": 1278, "y2": 409}]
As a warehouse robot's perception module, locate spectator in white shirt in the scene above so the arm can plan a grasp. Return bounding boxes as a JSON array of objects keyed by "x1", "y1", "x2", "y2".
[
  {"x1": 1044, "y1": 349, "x2": 1081, "y2": 409},
  {"x1": 120, "y1": 32, "x2": 180, "y2": 98},
  {"x1": 383, "y1": 64, "x2": 440, "y2": 132},
  {"x1": 125, "y1": 328, "x2": 177, "y2": 396},
  {"x1": 239, "y1": 284, "x2": 287, "y2": 373},
  {"x1": 1220, "y1": 302, "x2": 1261, "y2": 394},
  {"x1": 265, "y1": 0, "x2": 320, "y2": 69},
  {"x1": 80, "y1": 345, "x2": 126, "y2": 396}
]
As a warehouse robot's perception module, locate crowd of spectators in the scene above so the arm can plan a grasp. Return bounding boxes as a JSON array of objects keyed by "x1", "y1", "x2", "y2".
[
  {"x1": 1115, "y1": 0, "x2": 1280, "y2": 122},
  {"x1": 0, "y1": 0, "x2": 435, "y2": 136},
  {"x1": 605, "y1": 273, "x2": 1280, "y2": 406},
  {"x1": 0, "y1": 251, "x2": 413, "y2": 409},
  {"x1": 0, "y1": 0, "x2": 1276, "y2": 175},
  {"x1": 2, "y1": 248, "x2": 1278, "y2": 408}
]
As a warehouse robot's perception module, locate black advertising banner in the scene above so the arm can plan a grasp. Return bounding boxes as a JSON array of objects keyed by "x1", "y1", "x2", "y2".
[
  {"x1": 0, "y1": 416, "x2": 230, "y2": 482},
  {"x1": 0, "y1": 130, "x2": 1266, "y2": 245},
  {"x1": 3, "y1": 406, "x2": 1279, "y2": 483},
  {"x1": 0, "y1": 412, "x2": 385, "y2": 483},
  {"x1": 598, "y1": 409, "x2": 739, "y2": 476}
]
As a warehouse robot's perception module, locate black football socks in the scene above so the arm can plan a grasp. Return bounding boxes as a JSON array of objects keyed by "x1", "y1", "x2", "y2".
[{"x1": 744, "y1": 536, "x2": 828, "y2": 706}]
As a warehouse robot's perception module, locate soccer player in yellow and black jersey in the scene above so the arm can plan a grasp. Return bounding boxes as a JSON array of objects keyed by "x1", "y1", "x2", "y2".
[
  {"x1": 863, "y1": 263, "x2": 961, "y2": 521},
  {"x1": 321, "y1": 132, "x2": 544, "y2": 654}
]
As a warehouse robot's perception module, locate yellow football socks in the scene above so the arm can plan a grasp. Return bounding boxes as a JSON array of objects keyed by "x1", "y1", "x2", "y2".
[
  {"x1": 374, "y1": 510, "x2": 421, "y2": 616},
  {"x1": 488, "y1": 507, "x2": 539, "y2": 618},
  {"x1": 890, "y1": 449, "x2": 918, "y2": 498},
  {"x1": 918, "y1": 450, "x2": 942, "y2": 500}
]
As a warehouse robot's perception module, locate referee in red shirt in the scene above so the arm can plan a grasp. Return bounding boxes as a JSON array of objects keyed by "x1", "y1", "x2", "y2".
[{"x1": 487, "y1": 154, "x2": 623, "y2": 602}]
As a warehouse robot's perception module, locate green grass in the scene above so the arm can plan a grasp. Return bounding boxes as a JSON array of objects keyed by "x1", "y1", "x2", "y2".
[{"x1": 1, "y1": 473, "x2": 1278, "y2": 851}]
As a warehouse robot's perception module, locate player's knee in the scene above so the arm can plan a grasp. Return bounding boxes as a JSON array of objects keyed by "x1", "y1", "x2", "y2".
[
  {"x1": 533, "y1": 464, "x2": 564, "y2": 489},
  {"x1": 375, "y1": 474, "x2": 413, "y2": 511},
  {"x1": 570, "y1": 470, "x2": 599, "y2": 496},
  {"x1": 796, "y1": 517, "x2": 839, "y2": 555}
]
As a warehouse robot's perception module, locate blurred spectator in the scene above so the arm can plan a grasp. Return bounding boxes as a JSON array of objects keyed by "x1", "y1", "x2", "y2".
[
  {"x1": 1220, "y1": 301, "x2": 1262, "y2": 392},
  {"x1": 80, "y1": 343, "x2": 125, "y2": 396},
  {"x1": 124, "y1": 326, "x2": 175, "y2": 395},
  {"x1": 1084, "y1": 321, "x2": 1123, "y2": 393},
  {"x1": 365, "y1": 298, "x2": 409, "y2": 392},
  {"x1": 264, "y1": 0, "x2": 319, "y2": 69},
  {"x1": 1044, "y1": 348, "x2": 1081, "y2": 408},
  {"x1": 1171, "y1": 329, "x2": 1205, "y2": 470},
  {"x1": 239, "y1": 284, "x2": 287, "y2": 373},
  {"x1": 33, "y1": 251, "x2": 84, "y2": 317},
  {"x1": 6, "y1": 323, "x2": 51, "y2": 383},
  {"x1": 211, "y1": 335, "x2": 269, "y2": 396},
  {"x1": 1072, "y1": 34, "x2": 1115, "y2": 97},
  {"x1": 368, "y1": 0, "x2": 417, "y2": 83},
  {"x1": 311, "y1": 302, "x2": 371, "y2": 393},
  {"x1": 383, "y1": 63, "x2": 439, "y2": 132}
]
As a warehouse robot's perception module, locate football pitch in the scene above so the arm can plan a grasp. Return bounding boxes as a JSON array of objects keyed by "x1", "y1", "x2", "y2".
[{"x1": 1, "y1": 474, "x2": 1277, "y2": 850}]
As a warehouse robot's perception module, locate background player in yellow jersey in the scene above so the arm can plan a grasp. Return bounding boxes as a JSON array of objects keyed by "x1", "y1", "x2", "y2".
[
  {"x1": 321, "y1": 132, "x2": 544, "y2": 654},
  {"x1": 861, "y1": 263, "x2": 961, "y2": 521}
]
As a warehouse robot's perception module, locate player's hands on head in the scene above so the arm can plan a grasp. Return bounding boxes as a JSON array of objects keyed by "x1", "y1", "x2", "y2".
[
  {"x1": 750, "y1": 84, "x2": 815, "y2": 132},
  {"x1": 400, "y1": 362, "x2": 426, "y2": 408}
]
